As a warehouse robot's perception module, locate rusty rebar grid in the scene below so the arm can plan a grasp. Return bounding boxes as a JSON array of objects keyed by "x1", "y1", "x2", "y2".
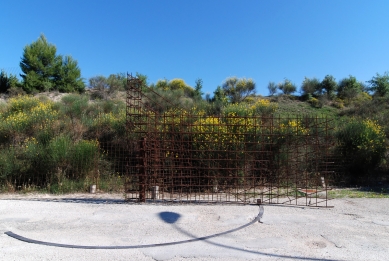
[{"x1": 125, "y1": 74, "x2": 338, "y2": 207}]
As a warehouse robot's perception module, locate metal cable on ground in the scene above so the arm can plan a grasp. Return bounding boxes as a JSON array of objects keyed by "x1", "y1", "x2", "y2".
[{"x1": 4, "y1": 205, "x2": 264, "y2": 250}]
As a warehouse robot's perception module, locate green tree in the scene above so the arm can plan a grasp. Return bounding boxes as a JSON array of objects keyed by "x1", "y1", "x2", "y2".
[
  {"x1": 154, "y1": 78, "x2": 195, "y2": 97},
  {"x1": 169, "y1": 78, "x2": 189, "y2": 91},
  {"x1": 89, "y1": 75, "x2": 109, "y2": 99},
  {"x1": 89, "y1": 75, "x2": 108, "y2": 90},
  {"x1": 213, "y1": 86, "x2": 227, "y2": 103},
  {"x1": 205, "y1": 93, "x2": 211, "y2": 102},
  {"x1": 20, "y1": 34, "x2": 59, "y2": 93},
  {"x1": 278, "y1": 78, "x2": 296, "y2": 95},
  {"x1": 0, "y1": 70, "x2": 20, "y2": 93},
  {"x1": 170, "y1": 79, "x2": 193, "y2": 96},
  {"x1": 155, "y1": 79, "x2": 169, "y2": 90},
  {"x1": 267, "y1": 81, "x2": 277, "y2": 96},
  {"x1": 222, "y1": 77, "x2": 256, "y2": 103},
  {"x1": 301, "y1": 77, "x2": 321, "y2": 98},
  {"x1": 0, "y1": 70, "x2": 9, "y2": 93},
  {"x1": 54, "y1": 55, "x2": 85, "y2": 93},
  {"x1": 107, "y1": 73, "x2": 127, "y2": 93},
  {"x1": 367, "y1": 72, "x2": 389, "y2": 97},
  {"x1": 194, "y1": 78, "x2": 204, "y2": 100},
  {"x1": 170, "y1": 79, "x2": 195, "y2": 97},
  {"x1": 337, "y1": 75, "x2": 363, "y2": 100},
  {"x1": 135, "y1": 72, "x2": 149, "y2": 91},
  {"x1": 206, "y1": 86, "x2": 228, "y2": 115},
  {"x1": 320, "y1": 75, "x2": 337, "y2": 100},
  {"x1": 20, "y1": 34, "x2": 84, "y2": 93}
]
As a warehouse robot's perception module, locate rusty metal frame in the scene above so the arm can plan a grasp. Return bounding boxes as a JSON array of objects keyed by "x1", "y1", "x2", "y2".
[{"x1": 125, "y1": 74, "x2": 337, "y2": 207}]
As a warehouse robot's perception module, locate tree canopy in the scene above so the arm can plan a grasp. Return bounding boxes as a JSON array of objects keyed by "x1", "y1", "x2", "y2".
[
  {"x1": 267, "y1": 81, "x2": 277, "y2": 96},
  {"x1": 20, "y1": 34, "x2": 84, "y2": 93},
  {"x1": 301, "y1": 77, "x2": 321, "y2": 97},
  {"x1": 278, "y1": 78, "x2": 296, "y2": 95},
  {"x1": 222, "y1": 77, "x2": 256, "y2": 103},
  {"x1": 88, "y1": 73, "x2": 128, "y2": 99},
  {"x1": 367, "y1": 72, "x2": 389, "y2": 97},
  {"x1": 154, "y1": 78, "x2": 195, "y2": 97},
  {"x1": 54, "y1": 55, "x2": 85, "y2": 93},
  {"x1": 193, "y1": 78, "x2": 204, "y2": 100},
  {"x1": 0, "y1": 70, "x2": 19, "y2": 93},
  {"x1": 320, "y1": 75, "x2": 337, "y2": 100},
  {"x1": 337, "y1": 75, "x2": 363, "y2": 100}
]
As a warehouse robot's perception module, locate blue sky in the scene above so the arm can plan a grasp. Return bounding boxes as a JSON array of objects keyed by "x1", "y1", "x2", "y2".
[{"x1": 1, "y1": 0, "x2": 389, "y2": 96}]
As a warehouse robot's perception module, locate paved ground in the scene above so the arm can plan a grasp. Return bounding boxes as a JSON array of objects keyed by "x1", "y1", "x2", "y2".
[{"x1": 0, "y1": 193, "x2": 388, "y2": 260}]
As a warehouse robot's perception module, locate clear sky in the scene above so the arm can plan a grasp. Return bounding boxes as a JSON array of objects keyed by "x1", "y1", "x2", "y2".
[{"x1": 1, "y1": 0, "x2": 389, "y2": 96}]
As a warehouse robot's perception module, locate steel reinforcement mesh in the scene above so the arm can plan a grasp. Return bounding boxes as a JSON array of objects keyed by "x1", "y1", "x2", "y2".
[{"x1": 125, "y1": 74, "x2": 337, "y2": 207}]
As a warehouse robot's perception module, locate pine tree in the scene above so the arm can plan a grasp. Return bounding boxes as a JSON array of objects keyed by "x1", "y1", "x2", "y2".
[
  {"x1": 20, "y1": 34, "x2": 84, "y2": 93},
  {"x1": 54, "y1": 55, "x2": 85, "y2": 93},
  {"x1": 20, "y1": 34, "x2": 59, "y2": 93}
]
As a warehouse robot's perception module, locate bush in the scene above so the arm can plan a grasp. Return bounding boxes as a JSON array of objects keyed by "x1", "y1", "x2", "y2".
[
  {"x1": 0, "y1": 147, "x2": 19, "y2": 182},
  {"x1": 0, "y1": 95, "x2": 100, "y2": 187},
  {"x1": 222, "y1": 98, "x2": 277, "y2": 117},
  {"x1": 332, "y1": 98, "x2": 344, "y2": 109},
  {"x1": 336, "y1": 119, "x2": 387, "y2": 181},
  {"x1": 0, "y1": 96, "x2": 59, "y2": 142},
  {"x1": 7, "y1": 87, "x2": 26, "y2": 97},
  {"x1": 69, "y1": 139, "x2": 99, "y2": 178},
  {"x1": 60, "y1": 94, "x2": 89, "y2": 119},
  {"x1": 0, "y1": 135, "x2": 99, "y2": 187},
  {"x1": 8, "y1": 96, "x2": 40, "y2": 112},
  {"x1": 308, "y1": 97, "x2": 322, "y2": 108}
]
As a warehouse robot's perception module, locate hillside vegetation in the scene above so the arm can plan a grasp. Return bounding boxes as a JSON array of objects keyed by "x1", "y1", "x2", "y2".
[
  {"x1": 0, "y1": 88, "x2": 388, "y2": 193},
  {"x1": 0, "y1": 34, "x2": 388, "y2": 193}
]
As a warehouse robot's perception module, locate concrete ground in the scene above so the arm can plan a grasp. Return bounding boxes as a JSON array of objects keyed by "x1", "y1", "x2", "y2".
[{"x1": 0, "y1": 193, "x2": 388, "y2": 261}]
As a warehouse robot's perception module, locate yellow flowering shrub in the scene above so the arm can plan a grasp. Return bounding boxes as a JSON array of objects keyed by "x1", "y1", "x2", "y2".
[
  {"x1": 92, "y1": 108, "x2": 126, "y2": 137},
  {"x1": 308, "y1": 97, "x2": 321, "y2": 108},
  {"x1": 279, "y1": 120, "x2": 309, "y2": 136},
  {"x1": 8, "y1": 96, "x2": 40, "y2": 112},
  {"x1": 97, "y1": 111, "x2": 125, "y2": 126},
  {"x1": 249, "y1": 99, "x2": 278, "y2": 115},
  {"x1": 337, "y1": 118, "x2": 386, "y2": 174},
  {"x1": 0, "y1": 96, "x2": 58, "y2": 136},
  {"x1": 192, "y1": 116, "x2": 228, "y2": 151}
]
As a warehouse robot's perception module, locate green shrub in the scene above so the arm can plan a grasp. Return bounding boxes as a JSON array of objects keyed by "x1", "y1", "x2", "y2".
[
  {"x1": 68, "y1": 139, "x2": 99, "y2": 177},
  {"x1": 47, "y1": 136, "x2": 72, "y2": 167},
  {"x1": 60, "y1": 94, "x2": 89, "y2": 120},
  {"x1": 7, "y1": 87, "x2": 26, "y2": 97},
  {"x1": 308, "y1": 97, "x2": 322, "y2": 108},
  {"x1": 0, "y1": 147, "x2": 19, "y2": 182},
  {"x1": 336, "y1": 119, "x2": 387, "y2": 180},
  {"x1": 332, "y1": 98, "x2": 344, "y2": 109}
]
